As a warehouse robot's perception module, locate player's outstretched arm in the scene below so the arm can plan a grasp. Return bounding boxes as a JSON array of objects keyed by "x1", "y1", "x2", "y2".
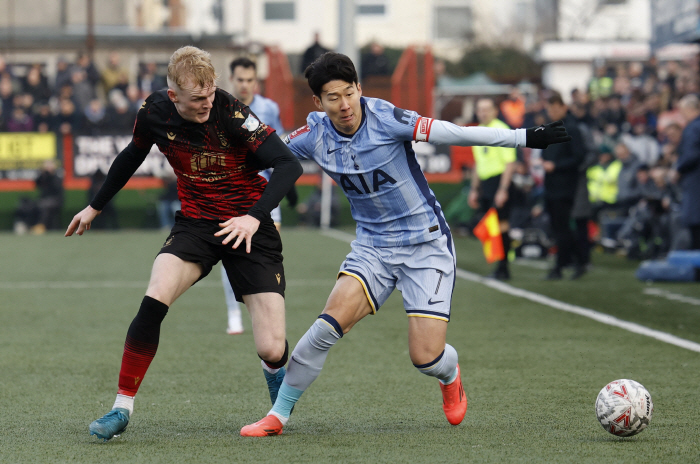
[
  {"x1": 66, "y1": 141, "x2": 150, "y2": 238},
  {"x1": 65, "y1": 205, "x2": 101, "y2": 236},
  {"x1": 417, "y1": 118, "x2": 571, "y2": 149},
  {"x1": 524, "y1": 120, "x2": 572, "y2": 149}
]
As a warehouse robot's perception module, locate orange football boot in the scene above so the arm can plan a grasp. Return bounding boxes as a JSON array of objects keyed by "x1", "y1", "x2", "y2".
[
  {"x1": 240, "y1": 415, "x2": 284, "y2": 437},
  {"x1": 440, "y1": 364, "x2": 467, "y2": 425}
]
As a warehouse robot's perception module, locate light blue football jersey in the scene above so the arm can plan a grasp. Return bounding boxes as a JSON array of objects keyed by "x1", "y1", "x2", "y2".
[
  {"x1": 247, "y1": 94, "x2": 281, "y2": 184},
  {"x1": 285, "y1": 97, "x2": 447, "y2": 247},
  {"x1": 248, "y1": 95, "x2": 284, "y2": 133}
]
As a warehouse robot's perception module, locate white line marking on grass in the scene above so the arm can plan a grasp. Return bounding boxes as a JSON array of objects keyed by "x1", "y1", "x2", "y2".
[
  {"x1": 456, "y1": 269, "x2": 700, "y2": 352},
  {"x1": 322, "y1": 228, "x2": 700, "y2": 353},
  {"x1": 643, "y1": 287, "x2": 700, "y2": 306},
  {"x1": 513, "y1": 258, "x2": 551, "y2": 270},
  {"x1": 0, "y1": 280, "x2": 330, "y2": 290}
]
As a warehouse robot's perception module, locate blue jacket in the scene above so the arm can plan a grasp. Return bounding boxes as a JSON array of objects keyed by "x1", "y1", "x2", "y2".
[{"x1": 677, "y1": 115, "x2": 700, "y2": 225}]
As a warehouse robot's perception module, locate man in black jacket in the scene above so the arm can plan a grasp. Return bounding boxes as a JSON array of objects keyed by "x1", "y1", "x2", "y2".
[{"x1": 541, "y1": 92, "x2": 586, "y2": 279}]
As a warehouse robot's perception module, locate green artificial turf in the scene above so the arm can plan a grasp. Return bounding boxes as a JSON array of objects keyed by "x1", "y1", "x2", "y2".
[{"x1": 0, "y1": 229, "x2": 698, "y2": 463}]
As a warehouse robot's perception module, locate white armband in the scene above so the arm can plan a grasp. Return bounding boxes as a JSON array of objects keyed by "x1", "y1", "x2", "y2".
[{"x1": 413, "y1": 117, "x2": 526, "y2": 148}]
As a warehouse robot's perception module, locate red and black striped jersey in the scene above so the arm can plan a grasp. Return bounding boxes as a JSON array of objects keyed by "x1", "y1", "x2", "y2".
[{"x1": 133, "y1": 89, "x2": 274, "y2": 221}]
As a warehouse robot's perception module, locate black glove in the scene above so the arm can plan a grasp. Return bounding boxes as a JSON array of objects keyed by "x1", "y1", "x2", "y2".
[{"x1": 525, "y1": 120, "x2": 572, "y2": 149}]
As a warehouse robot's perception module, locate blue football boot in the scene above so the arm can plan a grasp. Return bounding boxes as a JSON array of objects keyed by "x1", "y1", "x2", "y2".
[{"x1": 89, "y1": 408, "x2": 130, "y2": 442}]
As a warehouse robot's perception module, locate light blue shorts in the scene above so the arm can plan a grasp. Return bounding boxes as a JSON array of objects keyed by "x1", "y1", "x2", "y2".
[
  {"x1": 271, "y1": 205, "x2": 281, "y2": 224},
  {"x1": 338, "y1": 234, "x2": 456, "y2": 322}
]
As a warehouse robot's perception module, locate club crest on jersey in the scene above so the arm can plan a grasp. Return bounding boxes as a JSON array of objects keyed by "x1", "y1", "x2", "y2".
[
  {"x1": 243, "y1": 114, "x2": 260, "y2": 132},
  {"x1": 191, "y1": 151, "x2": 226, "y2": 174},
  {"x1": 217, "y1": 132, "x2": 229, "y2": 147}
]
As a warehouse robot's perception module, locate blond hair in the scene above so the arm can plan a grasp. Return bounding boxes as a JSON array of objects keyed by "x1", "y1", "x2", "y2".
[{"x1": 167, "y1": 46, "x2": 218, "y2": 90}]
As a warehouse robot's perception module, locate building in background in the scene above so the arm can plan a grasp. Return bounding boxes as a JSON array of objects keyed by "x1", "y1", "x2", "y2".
[
  {"x1": 540, "y1": 0, "x2": 699, "y2": 100},
  {"x1": 0, "y1": 0, "x2": 557, "y2": 81}
]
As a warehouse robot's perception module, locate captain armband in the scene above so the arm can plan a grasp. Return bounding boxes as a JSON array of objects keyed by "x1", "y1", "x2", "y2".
[{"x1": 413, "y1": 117, "x2": 435, "y2": 142}]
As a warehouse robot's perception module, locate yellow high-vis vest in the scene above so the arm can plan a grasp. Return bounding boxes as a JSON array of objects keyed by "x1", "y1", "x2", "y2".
[
  {"x1": 587, "y1": 160, "x2": 622, "y2": 204},
  {"x1": 472, "y1": 119, "x2": 517, "y2": 180}
]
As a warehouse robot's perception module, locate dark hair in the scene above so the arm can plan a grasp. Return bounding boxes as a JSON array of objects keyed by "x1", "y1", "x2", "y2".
[
  {"x1": 546, "y1": 91, "x2": 565, "y2": 106},
  {"x1": 229, "y1": 57, "x2": 256, "y2": 75},
  {"x1": 304, "y1": 52, "x2": 358, "y2": 97}
]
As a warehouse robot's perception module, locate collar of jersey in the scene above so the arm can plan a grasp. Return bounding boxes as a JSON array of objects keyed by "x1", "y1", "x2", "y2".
[{"x1": 328, "y1": 97, "x2": 367, "y2": 140}]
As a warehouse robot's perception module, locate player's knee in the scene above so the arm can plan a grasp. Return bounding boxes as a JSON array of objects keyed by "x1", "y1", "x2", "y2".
[
  {"x1": 145, "y1": 288, "x2": 174, "y2": 307},
  {"x1": 410, "y1": 348, "x2": 442, "y2": 367},
  {"x1": 259, "y1": 340, "x2": 289, "y2": 369}
]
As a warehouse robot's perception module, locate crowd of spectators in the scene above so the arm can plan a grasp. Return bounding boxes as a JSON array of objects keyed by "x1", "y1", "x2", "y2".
[
  {"x1": 2, "y1": 51, "x2": 168, "y2": 234},
  {"x1": 3, "y1": 48, "x2": 699, "y2": 255},
  {"x1": 0, "y1": 51, "x2": 164, "y2": 135},
  {"x1": 485, "y1": 56, "x2": 700, "y2": 260}
]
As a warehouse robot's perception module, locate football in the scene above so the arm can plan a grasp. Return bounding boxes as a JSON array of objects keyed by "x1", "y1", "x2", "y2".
[{"x1": 595, "y1": 379, "x2": 653, "y2": 437}]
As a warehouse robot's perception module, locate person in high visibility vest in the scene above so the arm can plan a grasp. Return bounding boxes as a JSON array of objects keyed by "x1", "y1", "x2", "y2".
[
  {"x1": 587, "y1": 146, "x2": 622, "y2": 212},
  {"x1": 468, "y1": 98, "x2": 517, "y2": 280}
]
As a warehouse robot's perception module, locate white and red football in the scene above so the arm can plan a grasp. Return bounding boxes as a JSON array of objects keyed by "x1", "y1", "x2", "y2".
[{"x1": 595, "y1": 379, "x2": 653, "y2": 437}]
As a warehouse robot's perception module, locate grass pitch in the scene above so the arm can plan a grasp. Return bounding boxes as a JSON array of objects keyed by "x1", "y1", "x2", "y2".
[{"x1": 1, "y1": 229, "x2": 699, "y2": 463}]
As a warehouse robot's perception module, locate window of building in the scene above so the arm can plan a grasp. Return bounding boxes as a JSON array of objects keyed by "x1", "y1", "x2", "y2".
[
  {"x1": 264, "y1": 2, "x2": 295, "y2": 21},
  {"x1": 601, "y1": 0, "x2": 626, "y2": 4},
  {"x1": 357, "y1": 1, "x2": 386, "y2": 16},
  {"x1": 434, "y1": 6, "x2": 473, "y2": 40}
]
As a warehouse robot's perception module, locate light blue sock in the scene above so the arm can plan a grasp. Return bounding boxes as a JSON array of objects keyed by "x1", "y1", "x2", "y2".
[
  {"x1": 268, "y1": 315, "x2": 343, "y2": 421},
  {"x1": 270, "y1": 381, "x2": 303, "y2": 419}
]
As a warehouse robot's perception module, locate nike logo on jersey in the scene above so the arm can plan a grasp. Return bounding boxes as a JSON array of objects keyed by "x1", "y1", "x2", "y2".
[
  {"x1": 535, "y1": 126, "x2": 545, "y2": 132},
  {"x1": 327, "y1": 147, "x2": 342, "y2": 154},
  {"x1": 428, "y1": 298, "x2": 444, "y2": 305}
]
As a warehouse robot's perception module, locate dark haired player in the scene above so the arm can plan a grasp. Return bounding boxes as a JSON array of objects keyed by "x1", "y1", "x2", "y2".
[
  {"x1": 241, "y1": 52, "x2": 571, "y2": 436},
  {"x1": 66, "y1": 46, "x2": 302, "y2": 441},
  {"x1": 223, "y1": 57, "x2": 297, "y2": 335}
]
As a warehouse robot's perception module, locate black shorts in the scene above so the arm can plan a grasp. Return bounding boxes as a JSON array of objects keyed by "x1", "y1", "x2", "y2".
[
  {"x1": 476, "y1": 174, "x2": 513, "y2": 223},
  {"x1": 158, "y1": 212, "x2": 285, "y2": 302}
]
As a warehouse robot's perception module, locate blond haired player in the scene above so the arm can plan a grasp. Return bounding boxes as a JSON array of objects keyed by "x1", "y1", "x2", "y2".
[{"x1": 66, "y1": 46, "x2": 302, "y2": 441}]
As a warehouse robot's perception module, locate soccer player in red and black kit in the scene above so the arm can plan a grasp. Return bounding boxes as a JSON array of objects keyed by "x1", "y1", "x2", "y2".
[{"x1": 65, "y1": 46, "x2": 302, "y2": 441}]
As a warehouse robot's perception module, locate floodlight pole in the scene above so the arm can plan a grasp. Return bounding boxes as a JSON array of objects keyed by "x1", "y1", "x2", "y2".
[
  {"x1": 320, "y1": 0, "x2": 358, "y2": 230},
  {"x1": 86, "y1": 0, "x2": 95, "y2": 59}
]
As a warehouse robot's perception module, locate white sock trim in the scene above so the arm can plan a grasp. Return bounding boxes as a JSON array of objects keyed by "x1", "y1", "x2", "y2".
[
  {"x1": 113, "y1": 393, "x2": 135, "y2": 415},
  {"x1": 261, "y1": 359, "x2": 280, "y2": 375},
  {"x1": 268, "y1": 411, "x2": 288, "y2": 425},
  {"x1": 439, "y1": 366, "x2": 460, "y2": 386}
]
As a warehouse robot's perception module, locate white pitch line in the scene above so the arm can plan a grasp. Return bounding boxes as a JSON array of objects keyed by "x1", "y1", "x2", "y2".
[
  {"x1": 322, "y1": 228, "x2": 700, "y2": 353},
  {"x1": 643, "y1": 287, "x2": 700, "y2": 307},
  {"x1": 0, "y1": 279, "x2": 331, "y2": 290}
]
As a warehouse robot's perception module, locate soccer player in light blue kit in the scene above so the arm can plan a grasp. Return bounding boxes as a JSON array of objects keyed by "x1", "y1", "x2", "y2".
[
  {"x1": 241, "y1": 53, "x2": 571, "y2": 436},
  {"x1": 224, "y1": 57, "x2": 295, "y2": 335}
]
